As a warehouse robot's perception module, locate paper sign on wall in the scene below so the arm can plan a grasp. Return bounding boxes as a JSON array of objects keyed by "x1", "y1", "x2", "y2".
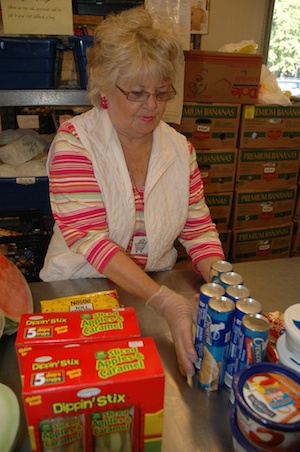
[{"x1": 1, "y1": 0, "x2": 73, "y2": 35}]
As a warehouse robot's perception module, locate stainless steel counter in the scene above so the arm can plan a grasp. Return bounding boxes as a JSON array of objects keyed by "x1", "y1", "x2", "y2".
[{"x1": 1, "y1": 257, "x2": 300, "y2": 452}]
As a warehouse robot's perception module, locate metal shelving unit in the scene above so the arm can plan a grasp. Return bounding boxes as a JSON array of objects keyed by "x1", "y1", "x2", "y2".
[{"x1": 0, "y1": 89, "x2": 92, "y2": 107}]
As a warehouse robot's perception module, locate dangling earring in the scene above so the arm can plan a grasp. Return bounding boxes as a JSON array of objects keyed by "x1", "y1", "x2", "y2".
[{"x1": 101, "y1": 96, "x2": 108, "y2": 109}]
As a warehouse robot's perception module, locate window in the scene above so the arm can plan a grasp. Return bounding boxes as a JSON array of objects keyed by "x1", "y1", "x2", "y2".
[{"x1": 267, "y1": 0, "x2": 300, "y2": 95}]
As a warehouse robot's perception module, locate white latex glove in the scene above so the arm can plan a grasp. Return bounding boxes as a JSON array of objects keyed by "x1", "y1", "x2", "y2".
[{"x1": 146, "y1": 285, "x2": 198, "y2": 377}]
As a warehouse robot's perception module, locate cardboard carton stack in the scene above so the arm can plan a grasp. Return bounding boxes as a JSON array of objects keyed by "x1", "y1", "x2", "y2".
[
  {"x1": 231, "y1": 104, "x2": 300, "y2": 262},
  {"x1": 172, "y1": 51, "x2": 300, "y2": 263},
  {"x1": 172, "y1": 50, "x2": 263, "y2": 260},
  {"x1": 15, "y1": 303, "x2": 165, "y2": 452}
]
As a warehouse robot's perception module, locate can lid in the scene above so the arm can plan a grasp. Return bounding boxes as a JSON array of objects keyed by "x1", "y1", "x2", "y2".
[
  {"x1": 211, "y1": 260, "x2": 233, "y2": 273},
  {"x1": 236, "y1": 297, "x2": 262, "y2": 315},
  {"x1": 209, "y1": 296, "x2": 235, "y2": 313},
  {"x1": 242, "y1": 313, "x2": 270, "y2": 332},
  {"x1": 226, "y1": 284, "x2": 250, "y2": 300},
  {"x1": 200, "y1": 282, "x2": 225, "y2": 297},
  {"x1": 220, "y1": 271, "x2": 243, "y2": 286}
]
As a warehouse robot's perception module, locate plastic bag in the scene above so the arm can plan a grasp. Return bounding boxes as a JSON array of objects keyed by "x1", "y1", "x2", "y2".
[
  {"x1": 0, "y1": 131, "x2": 47, "y2": 167},
  {"x1": 218, "y1": 40, "x2": 258, "y2": 54},
  {"x1": 258, "y1": 64, "x2": 292, "y2": 106}
]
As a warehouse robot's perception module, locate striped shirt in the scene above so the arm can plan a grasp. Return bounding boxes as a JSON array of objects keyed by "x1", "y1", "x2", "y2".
[{"x1": 49, "y1": 122, "x2": 224, "y2": 274}]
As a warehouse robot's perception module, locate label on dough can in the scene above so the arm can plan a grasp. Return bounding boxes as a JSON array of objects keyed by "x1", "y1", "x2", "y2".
[
  {"x1": 235, "y1": 313, "x2": 270, "y2": 374},
  {"x1": 195, "y1": 283, "x2": 225, "y2": 371},
  {"x1": 199, "y1": 296, "x2": 235, "y2": 391}
]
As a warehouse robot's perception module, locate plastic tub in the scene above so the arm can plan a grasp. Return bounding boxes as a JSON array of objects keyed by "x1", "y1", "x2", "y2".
[
  {"x1": 284, "y1": 303, "x2": 300, "y2": 359},
  {"x1": 277, "y1": 333, "x2": 300, "y2": 375},
  {"x1": 230, "y1": 405, "x2": 266, "y2": 452},
  {"x1": 233, "y1": 362, "x2": 300, "y2": 451}
]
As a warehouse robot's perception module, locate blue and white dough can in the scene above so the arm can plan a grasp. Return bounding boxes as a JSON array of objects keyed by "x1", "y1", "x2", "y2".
[
  {"x1": 235, "y1": 313, "x2": 270, "y2": 375},
  {"x1": 195, "y1": 283, "x2": 225, "y2": 371},
  {"x1": 224, "y1": 297, "x2": 262, "y2": 389},
  {"x1": 199, "y1": 296, "x2": 235, "y2": 391}
]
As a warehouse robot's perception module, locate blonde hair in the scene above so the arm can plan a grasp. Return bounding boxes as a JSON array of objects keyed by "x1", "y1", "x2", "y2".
[{"x1": 86, "y1": 6, "x2": 184, "y2": 106}]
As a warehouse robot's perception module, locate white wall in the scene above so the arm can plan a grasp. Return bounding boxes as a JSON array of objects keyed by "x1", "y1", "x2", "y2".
[{"x1": 201, "y1": 0, "x2": 270, "y2": 56}]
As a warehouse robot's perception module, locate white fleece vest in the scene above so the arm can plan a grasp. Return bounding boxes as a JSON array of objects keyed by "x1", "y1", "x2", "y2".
[{"x1": 40, "y1": 108, "x2": 190, "y2": 281}]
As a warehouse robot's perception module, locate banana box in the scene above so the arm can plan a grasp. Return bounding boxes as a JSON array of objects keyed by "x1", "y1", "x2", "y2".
[
  {"x1": 16, "y1": 308, "x2": 141, "y2": 373},
  {"x1": 196, "y1": 148, "x2": 238, "y2": 193},
  {"x1": 21, "y1": 337, "x2": 165, "y2": 452},
  {"x1": 239, "y1": 105, "x2": 300, "y2": 149}
]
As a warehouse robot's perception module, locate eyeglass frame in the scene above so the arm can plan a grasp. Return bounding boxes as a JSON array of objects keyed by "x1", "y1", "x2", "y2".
[{"x1": 115, "y1": 84, "x2": 177, "y2": 102}]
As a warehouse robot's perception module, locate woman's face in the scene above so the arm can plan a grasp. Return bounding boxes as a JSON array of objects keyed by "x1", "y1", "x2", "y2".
[{"x1": 104, "y1": 78, "x2": 172, "y2": 141}]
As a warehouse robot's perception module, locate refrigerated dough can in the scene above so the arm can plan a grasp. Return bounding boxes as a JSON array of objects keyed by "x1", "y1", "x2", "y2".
[
  {"x1": 235, "y1": 313, "x2": 270, "y2": 375},
  {"x1": 199, "y1": 296, "x2": 235, "y2": 391},
  {"x1": 211, "y1": 260, "x2": 233, "y2": 283},
  {"x1": 224, "y1": 298, "x2": 262, "y2": 389},
  {"x1": 219, "y1": 272, "x2": 243, "y2": 290},
  {"x1": 195, "y1": 283, "x2": 225, "y2": 371},
  {"x1": 225, "y1": 284, "x2": 250, "y2": 303}
]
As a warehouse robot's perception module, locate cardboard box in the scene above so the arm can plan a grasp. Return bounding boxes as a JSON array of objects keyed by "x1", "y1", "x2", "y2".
[
  {"x1": 205, "y1": 192, "x2": 233, "y2": 228},
  {"x1": 21, "y1": 338, "x2": 165, "y2": 452},
  {"x1": 218, "y1": 228, "x2": 232, "y2": 260},
  {"x1": 231, "y1": 186, "x2": 297, "y2": 230},
  {"x1": 291, "y1": 221, "x2": 300, "y2": 256},
  {"x1": 171, "y1": 103, "x2": 241, "y2": 149},
  {"x1": 230, "y1": 223, "x2": 293, "y2": 263},
  {"x1": 239, "y1": 105, "x2": 300, "y2": 149},
  {"x1": 235, "y1": 148, "x2": 300, "y2": 189},
  {"x1": 16, "y1": 308, "x2": 141, "y2": 373},
  {"x1": 40, "y1": 290, "x2": 120, "y2": 313},
  {"x1": 184, "y1": 50, "x2": 262, "y2": 104},
  {"x1": 293, "y1": 188, "x2": 300, "y2": 222},
  {"x1": 196, "y1": 148, "x2": 237, "y2": 193}
]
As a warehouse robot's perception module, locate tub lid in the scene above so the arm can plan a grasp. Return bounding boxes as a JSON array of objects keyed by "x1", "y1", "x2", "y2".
[
  {"x1": 284, "y1": 303, "x2": 300, "y2": 343},
  {"x1": 234, "y1": 363, "x2": 300, "y2": 430},
  {"x1": 276, "y1": 333, "x2": 300, "y2": 375}
]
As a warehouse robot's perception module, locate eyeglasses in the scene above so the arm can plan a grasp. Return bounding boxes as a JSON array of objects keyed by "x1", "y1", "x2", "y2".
[{"x1": 116, "y1": 85, "x2": 177, "y2": 102}]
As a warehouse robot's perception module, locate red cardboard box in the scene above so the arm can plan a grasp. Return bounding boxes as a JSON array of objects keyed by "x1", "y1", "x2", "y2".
[
  {"x1": 16, "y1": 308, "x2": 141, "y2": 372},
  {"x1": 21, "y1": 337, "x2": 165, "y2": 452},
  {"x1": 184, "y1": 50, "x2": 262, "y2": 104}
]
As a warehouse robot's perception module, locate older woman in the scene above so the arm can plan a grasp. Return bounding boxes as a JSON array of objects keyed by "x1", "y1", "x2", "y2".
[{"x1": 40, "y1": 6, "x2": 225, "y2": 376}]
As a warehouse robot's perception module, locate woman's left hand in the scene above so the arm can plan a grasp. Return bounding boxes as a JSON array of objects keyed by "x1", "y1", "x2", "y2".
[{"x1": 147, "y1": 285, "x2": 198, "y2": 376}]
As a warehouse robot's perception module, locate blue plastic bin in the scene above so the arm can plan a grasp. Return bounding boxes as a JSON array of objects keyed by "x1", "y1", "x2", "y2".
[
  {"x1": 69, "y1": 36, "x2": 94, "y2": 89},
  {"x1": 0, "y1": 37, "x2": 63, "y2": 89},
  {"x1": 0, "y1": 177, "x2": 51, "y2": 215}
]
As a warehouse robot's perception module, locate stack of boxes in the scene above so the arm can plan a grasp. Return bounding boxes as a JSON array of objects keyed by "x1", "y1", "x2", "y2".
[
  {"x1": 15, "y1": 304, "x2": 165, "y2": 452},
  {"x1": 172, "y1": 50, "x2": 262, "y2": 260},
  {"x1": 172, "y1": 50, "x2": 300, "y2": 263},
  {"x1": 232, "y1": 104, "x2": 300, "y2": 261}
]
